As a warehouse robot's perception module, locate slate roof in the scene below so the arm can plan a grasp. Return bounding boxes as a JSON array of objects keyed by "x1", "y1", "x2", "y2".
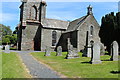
[
  {"x1": 42, "y1": 18, "x2": 69, "y2": 30},
  {"x1": 66, "y1": 15, "x2": 88, "y2": 32}
]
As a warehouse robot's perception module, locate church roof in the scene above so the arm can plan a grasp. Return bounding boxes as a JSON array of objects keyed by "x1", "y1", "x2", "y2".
[
  {"x1": 42, "y1": 18, "x2": 69, "y2": 30},
  {"x1": 66, "y1": 15, "x2": 88, "y2": 32}
]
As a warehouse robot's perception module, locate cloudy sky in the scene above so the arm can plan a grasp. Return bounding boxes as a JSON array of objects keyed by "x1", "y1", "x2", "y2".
[{"x1": 0, "y1": 1, "x2": 119, "y2": 31}]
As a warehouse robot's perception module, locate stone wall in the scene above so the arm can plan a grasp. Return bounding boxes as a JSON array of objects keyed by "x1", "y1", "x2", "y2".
[
  {"x1": 41, "y1": 28, "x2": 63, "y2": 51},
  {"x1": 21, "y1": 22, "x2": 41, "y2": 50}
]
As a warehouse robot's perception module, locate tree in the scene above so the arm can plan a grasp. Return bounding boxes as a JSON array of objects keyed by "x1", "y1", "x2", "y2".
[
  {"x1": 99, "y1": 12, "x2": 120, "y2": 54},
  {"x1": 0, "y1": 24, "x2": 17, "y2": 45}
]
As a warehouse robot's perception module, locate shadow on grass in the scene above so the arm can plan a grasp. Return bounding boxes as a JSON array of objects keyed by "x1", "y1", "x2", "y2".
[
  {"x1": 81, "y1": 61, "x2": 91, "y2": 64},
  {"x1": 101, "y1": 59, "x2": 110, "y2": 61},
  {"x1": 110, "y1": 71, "x2": 120, "y2": 74}
]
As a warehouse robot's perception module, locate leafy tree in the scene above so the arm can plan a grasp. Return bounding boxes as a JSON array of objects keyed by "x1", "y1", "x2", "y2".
[
  {"x1": 0, "y1": 24, "x2": 12, "y2": 36},
  {"x1": 0, "y1": 24, "x2": 17, "y2": 45}
]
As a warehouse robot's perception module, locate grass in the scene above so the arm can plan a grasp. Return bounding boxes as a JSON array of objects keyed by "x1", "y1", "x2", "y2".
[
  {"x1": 2, "y1": 52, "x2": 31, "y2": 78},
  {"x1": 31, "y1": 52, "x2": 119, "y2": 78},
  {"x1": 0, "y1": 50, "x2": 2, "y2": 79}
]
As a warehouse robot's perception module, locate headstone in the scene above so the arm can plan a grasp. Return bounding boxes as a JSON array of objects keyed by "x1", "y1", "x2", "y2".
[
  {"x1": 90, "y1": 42, "x2": 102, "y2": 64},
  {"x1": 100, "y1": 43, "x2": 105, "y2": 55},
  {"x1": 56, "y1": 46, "x2": 62, "y2": 56},
  {"x1": 66, "y1": 39, "x2": 79, "y2": 59},
  {"x1": 44, "y1": 46, "x2": 51, "y2": 56},
  {"x1": 110, "y1": 41, "x2": 119, "y2": 61},
  {"x1": 5, "y1": 45, "x2": 10, "y2": 53},
  {"x1": 0, "y1": 46, "x2": 2, "y2": 51},
  {"x1": 87, "y1": 45, "x2": 92, "y2": 57}
]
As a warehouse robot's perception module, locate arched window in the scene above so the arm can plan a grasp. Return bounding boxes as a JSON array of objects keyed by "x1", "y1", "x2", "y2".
[
  {"x1": 52, "y1": 31, "x2": 57, "y2": 46},
  {"x1": 90, "y1": 26, "x2": 93, "y2": 36},
  {"x1": 30, "y1": 5, "x2": 37, "y2": 20}
]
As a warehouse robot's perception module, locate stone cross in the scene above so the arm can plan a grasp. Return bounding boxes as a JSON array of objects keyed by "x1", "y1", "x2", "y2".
[
  {"x1": 56, "y1": 46, "x2": 62, "y2": 56},
  {"x1": 110, "y1": 41, "x2": 119, "y2": 61},
  {"x1": 90, "y1": 42, "x2": 102, "y2": 64},
  {"x1": 5, "y1": 45, "x2": 10, "y2": 53},
  {"x1": 44, "y1": 46, "x2": 51, "y2": 56}
]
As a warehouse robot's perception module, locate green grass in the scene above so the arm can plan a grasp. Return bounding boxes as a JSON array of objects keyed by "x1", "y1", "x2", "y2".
[
  {"x1": 31, "y1": 52, "x2": 119, "y2": 78},
  {"x1": 2, "y1": 52, "x2": 31, "y2": 78},
  {"x1": 0, "y1": 50, "x2": 2, "y2": 79}
]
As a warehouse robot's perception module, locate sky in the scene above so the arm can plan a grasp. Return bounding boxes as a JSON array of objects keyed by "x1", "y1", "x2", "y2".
[{"x1": 0, "y1": 1, "x2": 119, "y2": 31}]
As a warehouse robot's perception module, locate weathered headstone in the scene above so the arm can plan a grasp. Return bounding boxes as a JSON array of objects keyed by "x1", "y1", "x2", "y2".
[
  {"x1": 110, "y1": 41, "x2": 119, "y2": 61},
  {"x1": 100, "y1": 43, "x2": 105, "y2": 55},
  {"x1": 44, "y1": 46, "x2": 51, "y2": 56},
  {"x1": 90, "y1": 42, "x2": 102, "y2": 64},
  {"x1": 56, "y1": 46, "x2": 62, "y2": 56},
  {"x1": 87, "y1": 45, "x2": 92, "y2": 57},
  {"x1": 5, "y1": 45, "x2": 10, "y2": 53},
  {"x1": 66, "y1": 38, "x2": 79, "y2": 59},
  {"x1": 0, "y1": 46, "x2": 2, "y2": 51}
]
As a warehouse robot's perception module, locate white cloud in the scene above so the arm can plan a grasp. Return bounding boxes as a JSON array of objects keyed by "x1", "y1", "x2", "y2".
[{"x1": 0, "y1": 13, "x2": 19, "y2": 23}]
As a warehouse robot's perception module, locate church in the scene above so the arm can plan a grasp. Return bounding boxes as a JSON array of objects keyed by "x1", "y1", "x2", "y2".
[{"x1": 17, "y1": 0, "x2": 101, "y2": 52}]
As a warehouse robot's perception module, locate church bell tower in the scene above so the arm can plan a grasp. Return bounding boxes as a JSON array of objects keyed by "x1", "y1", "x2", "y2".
[{"x1": 87, "y1": 5, "x2": 93, "y2": 15}]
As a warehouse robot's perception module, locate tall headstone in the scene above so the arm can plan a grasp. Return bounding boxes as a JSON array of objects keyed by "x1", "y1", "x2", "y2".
[
  {"x1": 91, "y1": 42, "x2": 101, "y2": 64},
  {"x1": 110, "y1": 41, "x2": 119, "y2": 61},
  {"x1": 66, "y1": 38, "x2": 79, "y2": 59},
  {"x1": 44, "y1": 46, "x2": 51, "y2": 56},
  {"x1": 56, "y1": 46, "x2": 62, "y2": 56},
  {"x1": 5, "y1": 45, "x2": 10, "y2": 53}
]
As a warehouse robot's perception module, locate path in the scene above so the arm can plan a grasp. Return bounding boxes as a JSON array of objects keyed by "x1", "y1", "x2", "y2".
[{"x1": 9, "y1": 50, "x2": 60, "y2": 78}]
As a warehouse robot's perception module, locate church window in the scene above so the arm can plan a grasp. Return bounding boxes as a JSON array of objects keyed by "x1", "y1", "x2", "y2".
[
  {"x1": 90, "y1": 26, "x2": 93, "y2": 36},
  {"x1": 30, "y1": 5, "x2": 37, "y2": 20},
  {"x1": 52, "y1": 31, "x2": 57, "y2": 46}
]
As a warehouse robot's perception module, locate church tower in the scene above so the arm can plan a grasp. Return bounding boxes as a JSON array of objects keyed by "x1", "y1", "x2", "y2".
[
  {"x1": 18, "y1": 0, "x2": 47, "y2": 50},
  {"x1": 20, "y1": 0, "x2": 47, "y2": 22},
  {"x1": 87, "y1": 5, "x2": 93, "y2": 15}
]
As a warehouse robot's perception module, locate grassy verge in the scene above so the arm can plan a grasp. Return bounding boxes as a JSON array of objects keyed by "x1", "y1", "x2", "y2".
[
  {"x1": 2, "y1": 52, "x2": 31, "y2": 78},
  {"x1": 0, "y1": 50, "x2": 2, "y2": 79},
  {"x1": 31, "y1": 52, "x2": 119, "y2": 78}
]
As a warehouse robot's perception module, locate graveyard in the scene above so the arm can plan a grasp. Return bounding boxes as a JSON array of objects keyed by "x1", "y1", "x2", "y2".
[
  {"x1": 30, "y1": 52, "x2": 119, "y2": 78},
  {"x1": 1, "y1": 1, "x2": 120, "y2": 79}
]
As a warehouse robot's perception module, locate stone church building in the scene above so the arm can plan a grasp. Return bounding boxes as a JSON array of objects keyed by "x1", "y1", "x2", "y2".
[{"x1": 17, "y1": 0, "x2": 101, "y2": 52}]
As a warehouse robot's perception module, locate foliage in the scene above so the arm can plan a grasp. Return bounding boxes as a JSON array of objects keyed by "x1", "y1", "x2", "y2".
[
  {"x1": 2, "y1": 34, "x2": 17, "y2": 44},
  {"x1": 2, "y1": 52, "x2": 31, "y2": 78},
  {"x1": 99, "y1": 12, "x2": 120, "y2": 53},
  {"x1": 0, "y1": 24, "x2": 17, "y2": 45},
  {"x1": 0, "y1": 24, "x2": 12, "y2": 36},
  {"x1": 31, "y1": 52, "x2": 119, "y2": 78}
]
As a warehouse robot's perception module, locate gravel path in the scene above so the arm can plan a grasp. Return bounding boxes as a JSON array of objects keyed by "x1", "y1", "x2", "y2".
[{"x1": 8, "y1": 50, "x2": 60, "y2": 78}]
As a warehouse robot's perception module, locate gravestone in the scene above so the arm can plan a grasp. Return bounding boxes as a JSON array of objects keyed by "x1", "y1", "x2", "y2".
[
  {"x1": 87, "y1": 45, "x2": 92, "y2": 57},
  {"x1": 5, "y1": 45, "x2": 10, "y2": 53},
  {"x1": 110, "y1": 41, "x2": 119, "y2": 61},
  {"x1": 100, "y1": 43, "x2": 105, "y2": 55},
  {"x1": 66, "y1": 38, "x2": 79, "y2": 59},
  {"x1": 56, "y1": 46, "x2": 62, "y2": 56},
  {"x1": 90, "y1": 42, "x2": 101, "y2": 64},
  {"x1": 0, "y1": 46, "x2": 2, "y2": 51},
  {"x1": 44, "y1": 46, "x2": 51, "y2": 56}
]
